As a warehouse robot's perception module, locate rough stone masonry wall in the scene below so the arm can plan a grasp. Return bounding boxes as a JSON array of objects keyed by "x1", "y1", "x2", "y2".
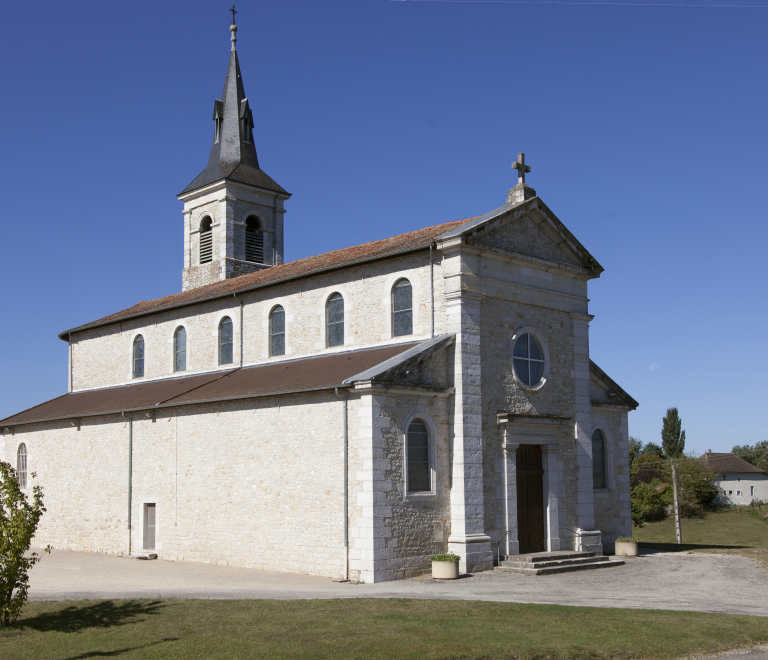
[
  {"x1": 70, "y1": 251, "x2": 445, "y2": 392},
  {"x1": 2, "y1": 391, "x2": 350, "y2": 578}
]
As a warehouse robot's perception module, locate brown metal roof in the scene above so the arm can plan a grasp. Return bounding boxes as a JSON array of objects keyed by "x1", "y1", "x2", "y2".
[
  {"x1": 698, "y1": 452, "x2": 767, "y2": 474},
  {"x1": 59, "y1": 218, "x2": 475, "y2": 340},
  {"x1": 0, "y1": 343, "x2": 418, "y2": 427}
]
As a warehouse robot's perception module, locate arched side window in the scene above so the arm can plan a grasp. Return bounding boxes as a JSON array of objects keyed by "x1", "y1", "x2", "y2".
[
  {"x1": 270, "y1": 306, "x2": 285, "y2": 357},
  {"x1": 392, "y1": 279, "x2": 413, "y2": 337},
  {"x1": 407, "y1": 419, "x2": 430, "y2": 493},
  {"x1": 199, "y1": 216, "x2": 213, "y2": 264},
  {"x1": 326, "y1": 293, "x2": 344, "y2": 348},
  {"x1": 174, "y1": 326, "x2": 187, "y2": 372},
  {"x1": 17, "y1": 443, "x2": 27, "y2": 489},
  {"x1": 245, "y1": 216, "x2": 264, "y2": 264},
  {"x1": 219, "y1": 317, "x2": 233, "y2": 365},
  {"x1": 592, "y1": 429, "x2": 607, "y2": 489},
  {"x1": 133, "y1": 335, "x2": 145, "y2": 378}
]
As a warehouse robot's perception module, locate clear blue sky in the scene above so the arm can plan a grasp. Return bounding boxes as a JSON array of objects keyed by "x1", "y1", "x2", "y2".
[{"x1": 1, "y1": 0, "x2": 766, "y2": 454}]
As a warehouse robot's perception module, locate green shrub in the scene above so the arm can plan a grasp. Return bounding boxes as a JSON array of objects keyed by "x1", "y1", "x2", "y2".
[
  {"x1": 429, "y1": 553, "x2": 460, "y2": 562},
  {"x1": 631, "y1": 482, "x2": 667, "y2": 526},
  {"x1": 663, "y1": 459, "x2": 719, "y2": 518}
]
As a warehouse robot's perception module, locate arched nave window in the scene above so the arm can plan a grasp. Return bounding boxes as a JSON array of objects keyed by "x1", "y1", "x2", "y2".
[
  {"x1": 592, "y1": 429, "x2": 607, "y2": 489},
  {"x1": 270, "y1": 306, "x2": 285, "y2": 357},
  {"x1": 17, "y1": 443, "x2": 27, "y2": 489},
  {"x1": 326, "y1": 293, "x2": 344, "y2": 348},
  {"x1": 174, "y1": 327, "x2": 187, "y2": 372},
  {"x1": 133, "y1": 335, "x2": 145, "y2": 378},
  {"x1": 407, "y1": 419, "x2": 430, "y2": 493},
  {"x1": 245, "y1": 216, "x2": 264, "y2": 264},
  {"x1": 392, "y1": 279, "x2": 413, "y2": 337},
  {"x1": 199, "y1": 217, "x2": 213, "y2": 264},
  {"x1": 219, "y1": 317, "x2": 233, "y2": 365}
]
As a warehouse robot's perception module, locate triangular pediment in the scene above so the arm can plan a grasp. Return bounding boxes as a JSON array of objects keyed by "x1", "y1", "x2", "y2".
[
  {"x1": 589, "y1": 360, "x2": 638, "y2": 410},
  {"x1": 438, "y1": 198, "x2": 603, "y2": 276}
]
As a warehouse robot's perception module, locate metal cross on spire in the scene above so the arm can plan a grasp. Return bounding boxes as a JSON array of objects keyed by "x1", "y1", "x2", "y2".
[
  {"x1": 230, "y1": 3, "x2": 237, "y2": 24},
  {"x1": 512, "y1": 153, "x2": 531, "y2": 185}
]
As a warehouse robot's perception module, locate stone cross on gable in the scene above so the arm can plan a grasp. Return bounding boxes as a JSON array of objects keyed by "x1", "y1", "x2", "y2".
[{"x1": 512, "y1": 153, "x2": 531, "y2": 185}]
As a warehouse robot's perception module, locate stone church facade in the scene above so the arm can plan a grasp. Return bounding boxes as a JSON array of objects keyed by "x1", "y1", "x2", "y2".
[{"x1": 0, "y1": 21, "x2": 637, "y2": 583}]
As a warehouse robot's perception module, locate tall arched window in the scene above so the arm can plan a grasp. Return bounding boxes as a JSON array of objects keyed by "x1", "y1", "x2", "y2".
[
  {"x1": 592, "y1": 429, "x2": 607, "y2": 489},
  {"x1": 392, "y1": 279, "x2": 413, "y2": 337},
  {"x1": 174, "y1": 326, "x2": 187, "y2": 372},
  {"x1": 326, "y1": 293, "x2": 344, "y2": 348},
  {"x1": 270, "y1": 306, "x2": 285, "y2": 357},
  {"x1": 133, "y1": 335, "x2": 145, "y2": 378},
  {"x1": 407, "y1": 419, "x2": 430, "y2": 493},
  {"x1": 245, "y1": 216, "x2": 264, "y2": 263},
  {"x1": 199, "y1": 216, "x2": 213, "y2": 264},
  {"x1": 17, "y1": 443, "x2": 27, "y2": 489},
  {"x1": 219, "y1": 317, "x2": 233, "y2": 365}
]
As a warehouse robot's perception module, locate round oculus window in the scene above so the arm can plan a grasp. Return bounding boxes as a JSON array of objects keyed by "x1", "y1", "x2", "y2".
[{"x1": 512, "y1": 333, "x2": 545, "y2": 387}]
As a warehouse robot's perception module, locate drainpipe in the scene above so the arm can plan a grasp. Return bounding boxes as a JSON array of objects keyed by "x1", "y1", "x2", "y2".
[
  {"x1": 335, "y1": 387, "x2": 349, "y2": 581},
  {"x1": 502, "y1": 429, "x2": 510, "y2": 559},
  {"x1": 123, "y1": 411, "x2": 133, "y2": 556},
  {"x1": 68, "y1": 333, "x2": 73, "y2": 393},
  {"x1": 429, "y1": 244, "x2": 435, "y2": 338},
  {"x1": 233, "y1": 293, "x2": 243, "y2": 367}
]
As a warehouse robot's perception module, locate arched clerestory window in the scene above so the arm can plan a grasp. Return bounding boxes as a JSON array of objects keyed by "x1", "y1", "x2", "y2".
[
  {"x1": 219, "y1": 317, "x2": 233, "y2": 365},
  {"x1": 392, "y1": 279, "x2": 413, "y2": 337},
  {"x1": 245, "y1": 216, "x2": 264, "y2": 264},
  {"x1": 199, "y1": 217, "x2": 213, "y2": 264},
  {"x1": 174, "y1": 326, "x2": 187, "y2": 372},
  {"x1": 17, "y1": 443, "x2": 27, "y2": 489},
  {"x1": 592, "y1": 429, "x2": 607, "y2": 489},
  {"x1": 326, "y1": 293, "x2": 344, "y2": 348},
  {"x1": 133, "y1": 335, "x2": 145, "y2": 378},
  {"x1": 270, "y1": 306, "x2": 285, "y2": 357},
  {"x1": 407, "y1": 419, "x2": 430, "y2": 493}
]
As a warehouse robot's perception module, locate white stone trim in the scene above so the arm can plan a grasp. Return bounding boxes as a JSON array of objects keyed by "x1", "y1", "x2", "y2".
[
  {"x1": 401, "y1": 410, "x2": 437, "y2": 501},
  {"x1": 508, "y1": 326, "x2": 551, "y2": 391},
  {"x1": 193, "y1": 209, "x2": 217, "y2": 232}
]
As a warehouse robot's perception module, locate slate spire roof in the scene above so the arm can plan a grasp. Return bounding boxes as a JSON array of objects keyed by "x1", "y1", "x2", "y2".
[{"x1": 180, "y1": 21, "x2": 287, "y2": 196}]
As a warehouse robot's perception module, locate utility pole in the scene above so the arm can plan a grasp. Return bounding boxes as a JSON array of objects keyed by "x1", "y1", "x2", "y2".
[{"x1": 672, "y1": 464, "x2": 682, "y2": 544}]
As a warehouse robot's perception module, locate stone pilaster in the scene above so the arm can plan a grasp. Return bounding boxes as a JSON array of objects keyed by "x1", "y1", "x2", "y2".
[
  {"x1": 500, "y1": 440, "x2": 519, "y2": 556},
  {"x1": 542, "y1": 445, "x2": 564, "y2": 551},
  {"x1": 570, "y1": 312, "x2": 598, "y2": 539},
  {"x1": 445, "y1": 291, "x2": 493, "y2": 573}
]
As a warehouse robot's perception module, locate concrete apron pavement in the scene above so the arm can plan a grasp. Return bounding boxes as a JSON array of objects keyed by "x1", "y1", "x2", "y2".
[{"x1": 28, "y1": 548, "x2": 768, "y2": 618}]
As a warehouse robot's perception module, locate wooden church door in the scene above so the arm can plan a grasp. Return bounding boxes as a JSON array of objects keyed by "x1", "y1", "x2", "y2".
[{"x1": 516, "y1": 445, "x2": 545, "y2": 554}]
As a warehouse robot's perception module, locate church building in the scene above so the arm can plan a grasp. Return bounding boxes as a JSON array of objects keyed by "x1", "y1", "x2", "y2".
[{"x1": 0, "y1": 19, "x2": 637, "y2": 583}]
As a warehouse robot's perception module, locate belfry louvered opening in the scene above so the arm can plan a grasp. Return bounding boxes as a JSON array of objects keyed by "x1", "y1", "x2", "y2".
[
  {"x1": 245, "y1": 216, "x2": 264, "y2": 263},
  {"x1": 199, "y1": 216, "x2": 213, "y2": 264}
]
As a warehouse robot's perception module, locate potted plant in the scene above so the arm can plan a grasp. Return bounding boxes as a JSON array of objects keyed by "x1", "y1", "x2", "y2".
[
  {"x1": 614, "y1": 537, "x2": 638, "y2": 557},
  {"x1": 430, "y1": 553, "x2": 460, "y2": 579}
]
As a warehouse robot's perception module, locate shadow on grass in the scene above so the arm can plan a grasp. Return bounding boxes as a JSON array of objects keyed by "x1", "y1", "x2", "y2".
[
  {"x1": 62, "y1": 638, "x2": 179, "y2": 659},
  {"x1": 638, "y1": 542, "x2": 752, "y2": 552},
  {"x1": 19, "y1": 600, "x2": 165, "y2": 633}
]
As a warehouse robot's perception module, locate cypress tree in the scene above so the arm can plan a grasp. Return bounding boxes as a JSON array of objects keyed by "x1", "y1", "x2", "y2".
[{"x1": 661, "y1": 407, "x2": 686, "y2": 458}]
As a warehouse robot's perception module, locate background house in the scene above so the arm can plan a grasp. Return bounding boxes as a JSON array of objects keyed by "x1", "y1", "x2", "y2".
[{"x1": 700, "y1": 451, "x2": 768, "y2": 505}]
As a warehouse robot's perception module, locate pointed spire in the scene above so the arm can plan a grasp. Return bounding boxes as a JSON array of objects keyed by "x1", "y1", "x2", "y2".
[{"x1": 180, "y1": 15, "x2": 287, "y2": 196}]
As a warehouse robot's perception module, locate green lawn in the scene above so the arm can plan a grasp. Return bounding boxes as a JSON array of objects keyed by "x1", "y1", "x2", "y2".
[
  {"x1": 633, "y1": 506, "x2": 768, "y2": 568},
  {"x1": 2, "y1": 599, "x2": 768, "y2": 660}
]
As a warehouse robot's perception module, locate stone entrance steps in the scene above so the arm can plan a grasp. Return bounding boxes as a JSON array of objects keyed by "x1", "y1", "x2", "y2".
[{"x1": 496, "y1": 551, "x2": 625, "y2": 575}]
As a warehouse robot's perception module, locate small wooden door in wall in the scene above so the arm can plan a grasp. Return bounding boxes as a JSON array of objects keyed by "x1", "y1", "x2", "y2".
[
  {"x1": 143, "y1": 503, "x2": 156, "y2": 551},
  {"x1": 516, "y1": 445, "x2": 545, "y2": 554}
]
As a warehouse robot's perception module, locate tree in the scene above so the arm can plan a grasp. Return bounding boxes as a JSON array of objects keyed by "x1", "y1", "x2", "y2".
[
  {"x1": 661, "y1": 407, "x2": 686, "y2": 458},
  {"x1": 732, "y1": 441, "x2": 768, "y2": 472},
  {"x1": 629, "y1": 437, "x2": 644, "y2": 464},
  {"x1": 0, "y1": 462, "x2": 49, "y2": 627},
  {"x1": 642, "y1": 442, "x2": 664, "y2": 458},
  {"x1": 664, "y1": 456, "x2": 718, "y2": 517}
]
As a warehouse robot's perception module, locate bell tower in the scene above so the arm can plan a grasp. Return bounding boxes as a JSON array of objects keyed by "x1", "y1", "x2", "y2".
[{"x1": 178, "y1": 16, "x2": 290, "y2": 292}]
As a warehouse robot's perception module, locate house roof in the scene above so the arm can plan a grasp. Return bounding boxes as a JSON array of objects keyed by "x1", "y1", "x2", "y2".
[
  {"x1": 58, "y1": 218, "x2": 474, "y2": 340},
  {"x1": 179, "y1": 27, "x2": 287, "y2": 197},
  {"x1": 0, "y1": 342, "x2": 421, "y2": 428},
  {"x1": 698, "y1": 452, "x2": 767, "y2": 474}
]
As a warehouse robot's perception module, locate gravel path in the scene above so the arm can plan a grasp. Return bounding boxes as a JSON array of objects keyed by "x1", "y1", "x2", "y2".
[{"x1": 27, "y1": 548, "x2": 768, "y2": 617}]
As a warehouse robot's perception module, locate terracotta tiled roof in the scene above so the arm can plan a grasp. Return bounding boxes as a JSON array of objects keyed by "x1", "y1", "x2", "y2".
[
  {"x1": 60, "y1": 218, "x2": 474, "y2": 339},
  {"x1": 699, "y1": 452, "x2": 767, "y2": 474},
  {"x1": 0, "y1": 342, "x2": 419, "y2": 427}
]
